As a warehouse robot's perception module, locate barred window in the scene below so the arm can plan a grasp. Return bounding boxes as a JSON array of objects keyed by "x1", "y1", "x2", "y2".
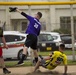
[
  {"x1": 60, "y1": 17, "x2": 71, "y2": 30},
  {"x1": 60, "y1": 16, "x2": 76, "y2": 38},
  {"x1": 21, "y1": 21, "x2": 27, "y2": 31}
]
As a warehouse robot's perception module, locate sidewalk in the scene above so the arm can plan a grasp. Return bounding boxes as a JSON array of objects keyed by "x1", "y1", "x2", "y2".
[{"x1": 0, "y1": 65, "x2": 76, "y2": 75}]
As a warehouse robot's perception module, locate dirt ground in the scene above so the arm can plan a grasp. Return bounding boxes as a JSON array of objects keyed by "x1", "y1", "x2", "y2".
[
  {"x1": 26, "y1": 66, "x2": 76, "y2": 75},
  {"x1": 26, "y1": 71, "x2": 74, "y2": 75},
  {"x1": 0, "y1": 66, "x2": 76, "y2": 75}
]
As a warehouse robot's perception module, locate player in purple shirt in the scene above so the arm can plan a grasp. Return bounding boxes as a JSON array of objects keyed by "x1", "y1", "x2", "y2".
[
  {"x1": 22, "y1": 12, "x2": 41, "y2": 36},
  {"x1": 9, "y1": 7, "x2": 42, "y2": 65}
]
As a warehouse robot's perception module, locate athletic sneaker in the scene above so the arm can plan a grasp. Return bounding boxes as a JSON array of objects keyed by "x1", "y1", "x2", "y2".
[
  {"x1": 3, "y1": 68, "x2": 11, "y2": 74},
  {"x1": 17, "y1": 61, "x2": 24, "y2": 66}
]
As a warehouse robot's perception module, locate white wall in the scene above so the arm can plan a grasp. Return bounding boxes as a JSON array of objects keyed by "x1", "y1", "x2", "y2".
[
  {"x1": 0, "y1": 10, "x2": 6, "y2": 22},
  {"x1": 0, "y1": 0, "x2": 76, "y2": 31}
]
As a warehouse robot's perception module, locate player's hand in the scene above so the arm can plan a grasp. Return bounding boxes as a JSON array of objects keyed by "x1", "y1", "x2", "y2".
[
  {"x1": 9, "y1": 7, "x2": 17, "y2": 12},
  {"x1": 4, "y1": 45, "x2": 8, "y2": 49}
]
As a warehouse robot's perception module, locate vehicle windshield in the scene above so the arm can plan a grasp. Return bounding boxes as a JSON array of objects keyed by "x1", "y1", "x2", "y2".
[
  {"x1": 61, "y1": 36, "x2": 72, "y2": 40},
  {"x1": 52, "y1": 35, "x2": 58, "y2": 40},
  {"x1": 38, "y1": 34, "x2": 54, "y2": 42},
  {"x1": 60, "y1": 35, "x2": 72, "y2": 44}
]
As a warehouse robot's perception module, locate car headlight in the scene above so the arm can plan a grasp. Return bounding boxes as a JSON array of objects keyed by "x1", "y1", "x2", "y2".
[
  {"x1": 56, "y1": 42, "x2": 59, "y2": 46},
  {"x1": 42, "y1": 43, "x2": 46, "y2": 47}
]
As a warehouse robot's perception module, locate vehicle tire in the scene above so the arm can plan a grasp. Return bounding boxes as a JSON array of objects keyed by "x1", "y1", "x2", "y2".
[{"x1": 17, "y1": 49, "x2": 28, "y2": 60}]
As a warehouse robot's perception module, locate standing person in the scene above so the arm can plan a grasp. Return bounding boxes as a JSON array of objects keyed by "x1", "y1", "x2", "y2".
[
  {"x1": 33, "y1": 44, "x2": 68, "y2": 75},
  {"x1": 9, "y1": 7, "x2": 42, "y2": 65},
  {"x1": 0, "y1": 26, "x2": 11, "y2": 74}
]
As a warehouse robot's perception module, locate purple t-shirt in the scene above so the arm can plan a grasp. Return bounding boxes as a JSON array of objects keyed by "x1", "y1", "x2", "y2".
[{"x1": 21, "y1": 12, "x2": 41, "y2": 36}]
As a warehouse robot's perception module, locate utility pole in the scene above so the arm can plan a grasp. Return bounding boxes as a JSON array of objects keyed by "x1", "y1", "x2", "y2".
[{"x1": 70, "y1": 4, "x2": 75, "y2": 61}]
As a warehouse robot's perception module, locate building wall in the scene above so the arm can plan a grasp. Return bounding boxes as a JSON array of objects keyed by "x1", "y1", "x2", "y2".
[{"x1": 0, "y1": 0, "x2": 76, "y2": 32}]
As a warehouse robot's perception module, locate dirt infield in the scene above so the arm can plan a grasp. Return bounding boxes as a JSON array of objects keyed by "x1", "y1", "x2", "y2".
[
  {"x1": 26, "y1": 66, "x2": 76, "y2": 75},
  {"x1": 0, "y1": 66, "x2": 76, "y2": 75},
  {"x1": 26, "y1": 71, "x2": 75, "y2": 75}
]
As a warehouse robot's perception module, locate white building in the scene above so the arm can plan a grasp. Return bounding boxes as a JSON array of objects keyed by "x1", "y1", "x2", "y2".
[{"x1": 0, "y1": 0, "x2": 76, "y2": 33}]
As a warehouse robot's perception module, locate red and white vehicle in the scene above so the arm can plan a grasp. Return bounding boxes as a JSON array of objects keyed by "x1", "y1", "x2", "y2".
[{"x1": 1, "y1": 31, "x2": 29, "y2": 60}]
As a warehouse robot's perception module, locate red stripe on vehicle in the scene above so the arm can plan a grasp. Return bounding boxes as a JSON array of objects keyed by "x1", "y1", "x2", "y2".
[{"x1": 2, "y1": 44, "x2": 24, "y2": 49}]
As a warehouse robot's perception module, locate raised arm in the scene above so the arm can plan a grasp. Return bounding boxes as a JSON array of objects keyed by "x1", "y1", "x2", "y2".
[
  {"x1": 16, "y1": 8, "x2": 22, "y2": 14},
  {"x1": 9, "y1": 7, "x2": 33, "y2": 21},
  {"x1": 9, "y1": 7, "x2": 28, "y2": 17},
  {"x1": 16, "y1": 8, "x2": 28, "y2": 18}
]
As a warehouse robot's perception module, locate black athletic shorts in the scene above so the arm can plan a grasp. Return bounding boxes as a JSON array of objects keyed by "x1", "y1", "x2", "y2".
[{"x1": 24, "y1": 34, "x2": 37, "y2": 50}]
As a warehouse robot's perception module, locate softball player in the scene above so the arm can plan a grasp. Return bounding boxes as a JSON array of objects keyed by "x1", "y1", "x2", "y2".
[
  {"x1": 0, "y1": 26, "x2": 11, "y2": 74},
  {"x1": 34, "y1": 44, "x2": 68, "y2": 75},
  {"x1": 9, "y1": 7, "x2": 42, "y2": 65}
]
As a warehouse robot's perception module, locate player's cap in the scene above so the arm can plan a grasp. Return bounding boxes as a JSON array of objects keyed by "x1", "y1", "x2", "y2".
[{"x1": 37, "y1": 12, "x2": 42, "y2": 18}]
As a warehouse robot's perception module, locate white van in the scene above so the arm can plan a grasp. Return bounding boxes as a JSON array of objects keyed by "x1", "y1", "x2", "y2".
[{"x1": 1, "y1": 31, "x2": 29, "y2": 60}]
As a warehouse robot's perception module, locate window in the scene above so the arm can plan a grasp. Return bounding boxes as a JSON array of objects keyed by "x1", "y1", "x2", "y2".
[
  {"x1": 60, "y1": 35, "x2": 72, "y2": 44},
  {"x1": 21, "y1": 22, "x2": 27, "y2": 31},
  {"x1": 14, "y1": 35, "x2": 25, "y2": 41},
  {"x1": 52, "y1": 36, "x2": 58, "y2": 40},
  {"x1": 38, "y1": 34, "x2": 53, "y2": 42},
  {"x1": 60, "y1": 16, "x2": 76, "y2": 34},
  {"x1": 60, "y1": 17, "x2": 71, "y2": 29},
  {"x1": 4, "y1": 35, "x2": 25, "y2": 43}
]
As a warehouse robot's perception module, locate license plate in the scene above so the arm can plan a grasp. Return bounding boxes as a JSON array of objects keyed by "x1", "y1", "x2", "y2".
[{"x1": 46, "y1": 47, "x2": 52, "y2": 50}]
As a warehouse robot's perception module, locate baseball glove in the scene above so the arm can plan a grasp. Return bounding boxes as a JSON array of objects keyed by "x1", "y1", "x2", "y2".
[{"x1": 9, "y1": 7, "x2": 17, "y2": 12}]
